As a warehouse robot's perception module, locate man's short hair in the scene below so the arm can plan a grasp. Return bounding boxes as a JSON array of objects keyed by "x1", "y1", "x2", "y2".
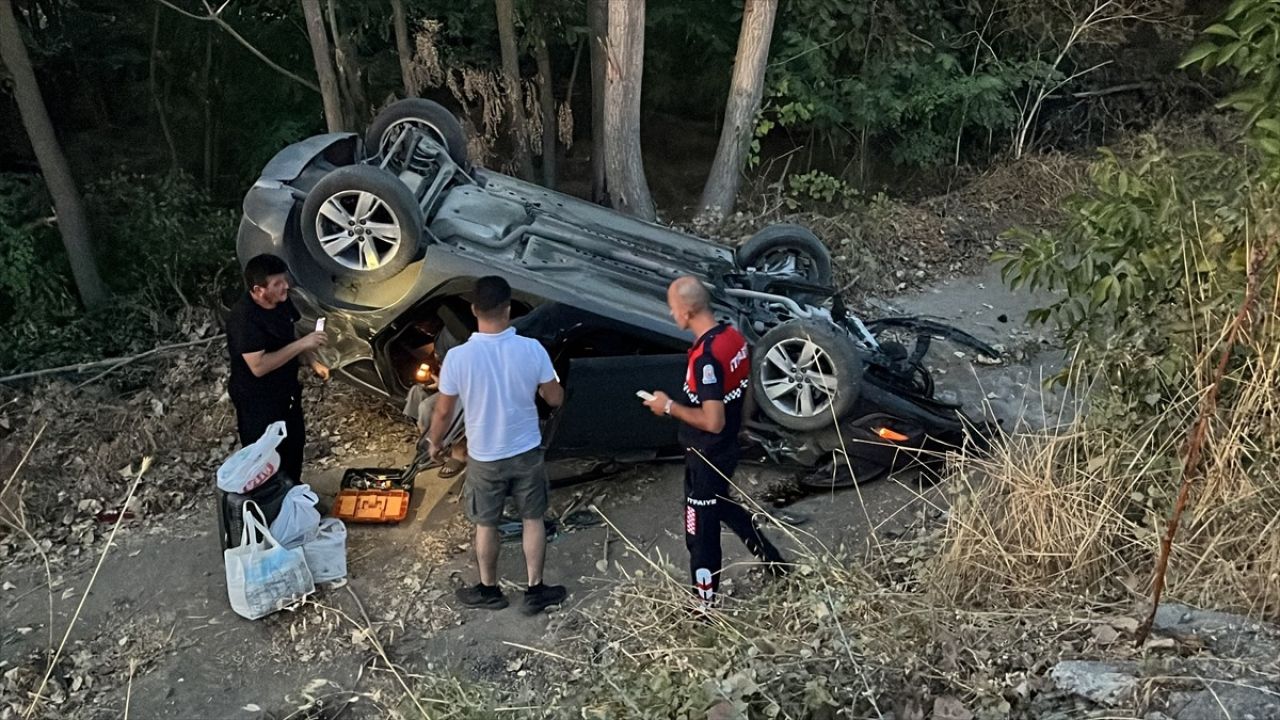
[
  {"x1": 673, "y1": 276, "x2": 711, "y2": 314},
  {"x1": 473, "y1": 276, "x2": 512, "y2": 314},
  {"x1": 244, "y1": 254, "x2": 289, "y2": 291}
]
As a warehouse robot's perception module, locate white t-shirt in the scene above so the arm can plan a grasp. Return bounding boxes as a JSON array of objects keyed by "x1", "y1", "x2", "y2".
[{"x1": 437, "y1": 327, "x2": 557, "y2": 462}]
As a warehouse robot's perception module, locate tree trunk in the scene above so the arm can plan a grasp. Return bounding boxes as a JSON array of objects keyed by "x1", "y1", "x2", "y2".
[
  {"x1": 202, "y1": 26, "x2": 214, "y2": 190},
  {"x1": 390, "y1": 0, "x2": 415, "y2": 97},
  {"x1": 695, "y1": 0, "x2": 778, "y2": 224},
  {"x1": 149, "y1": 7, "x2": 178, "y2": 173},
  {"x1": 532, "y1": 15, "x2": 556, "y2": 189},
  {"x1": 494, "y1": 0, "x2": 535, "y2": 179},
  {"x1": 603, "y1": 0, "x2": 655, "y2": 219},
  {"x1": 588, "y1": 0, "x2": 608, "y2": 203},
  {"x1": 326, "y1": 0, "x2": 367, "y2": 126},
  {"x1": 300, "y1": 0, "x2": 343, "y2": 132},
  {"x1": 0, "y1": 0, "x2": 108, "y2": 308}
]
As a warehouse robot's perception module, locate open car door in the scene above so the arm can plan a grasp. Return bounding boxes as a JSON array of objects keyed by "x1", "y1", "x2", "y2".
[{"x1": 543, "y1": 355, "x2": 688, "y2": 461}]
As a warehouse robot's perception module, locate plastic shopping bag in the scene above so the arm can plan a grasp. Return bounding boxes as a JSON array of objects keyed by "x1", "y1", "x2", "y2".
[
  {"x1": 270, "y1": 484, "x2": 322, "y2": 548},
  {"x1": 217, "y1": 421, "x2": 288, "y2": 493},
  {"x1": 303, "y1": 518, "x2": 348, "y2": 583},
  {"x1": 224, "y1": 500, "x2": 315, "y2": 620}
]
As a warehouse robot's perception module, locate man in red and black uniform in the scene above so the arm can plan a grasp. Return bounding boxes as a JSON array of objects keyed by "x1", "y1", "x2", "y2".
[{"x1": 644, "y1": 276, "x2": 786, "y2": 606}]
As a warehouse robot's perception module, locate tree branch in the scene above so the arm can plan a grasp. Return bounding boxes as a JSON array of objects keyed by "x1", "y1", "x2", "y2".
[{"x1": 151, "y1": 0, "x2": 319, "y2": 93}]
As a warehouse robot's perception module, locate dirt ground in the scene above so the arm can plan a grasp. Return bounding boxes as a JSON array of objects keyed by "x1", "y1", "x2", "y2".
[{"x1": 0, "y1": 265, "x2": 1065, "y2": 719}]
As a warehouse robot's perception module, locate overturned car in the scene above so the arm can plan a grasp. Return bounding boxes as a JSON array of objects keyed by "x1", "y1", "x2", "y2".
[{"x1": 236, "y1": 99, "x2": 998, "y2": 482}]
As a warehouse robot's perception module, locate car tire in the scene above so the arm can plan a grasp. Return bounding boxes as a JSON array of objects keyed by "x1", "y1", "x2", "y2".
[
  {"x1": 737, "y1": 224, "x2": 834, "y2": 288},
  {"x1": 752, "y1": 320, "x2": 861, "y2": 432},
  {"x1": 365, "y1": 98, "x2": 469, "y2": 168},
  {"x1": 301, "y1": 165, "x2": 425, "y2": 282}
]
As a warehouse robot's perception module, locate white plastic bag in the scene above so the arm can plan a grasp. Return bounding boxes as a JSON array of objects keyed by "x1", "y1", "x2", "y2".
[
  {"x1": 224, "y1": 501, "x2": 314, "y2": 620},
  {"x1": 303, "y1": 518, "x2": 347, "y2": 583},
  {"x1": 217, "y1": 421, "x2": 287, "y2": 493},
  {"x1": 270, "y1": 484, "x2": 322, "y2": 548}
]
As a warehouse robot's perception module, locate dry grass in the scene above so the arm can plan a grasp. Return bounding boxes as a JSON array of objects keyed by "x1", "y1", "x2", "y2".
[{"x1": 928, "y1": 300, "x2": 1280, "y2": 619}]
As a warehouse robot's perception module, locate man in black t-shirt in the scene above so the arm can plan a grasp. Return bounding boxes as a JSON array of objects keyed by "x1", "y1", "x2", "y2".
[{"x1": 226, "y1": 254, "x2": 328, "y2": 483}]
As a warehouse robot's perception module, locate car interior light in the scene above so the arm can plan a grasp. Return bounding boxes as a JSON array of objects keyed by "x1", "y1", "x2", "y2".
[{"x1": 414, "y1": 363, "x2": 431, "y2": 383}]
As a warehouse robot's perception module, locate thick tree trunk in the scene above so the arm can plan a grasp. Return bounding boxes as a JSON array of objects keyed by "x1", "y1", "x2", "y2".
[
  {"x1": 326, "y1": 0, "x2": 367, "y2": 126},
  {"x1": 390, "y1": 0, "x2": 415, "y2": 97},
  {"x1": 603, "y1": 0, "x2": 655, "y2": 219},
  {"x1": 494, "y1": 0, "x2": 535, "y2": 179},
  {"x1": 696, "y1": 0, "x2": 778, "y2": 224},
  {"x1": 532, "y1": 15, "x2": 556, "y2": 189},
  {"x1": 588, "y1": 0, "x2": 608, "y2": 204},
  {"x1": 300, "y1": 0, "x2": 343, "y2": 132},
  {"x1": 0, "y1": 0, "x2": 108, "y2": 308}
]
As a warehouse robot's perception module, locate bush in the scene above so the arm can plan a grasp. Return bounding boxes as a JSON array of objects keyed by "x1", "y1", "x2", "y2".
[
  {"x1": 997, "y1": 0, "x2": 1280, "y2": 415},
  {"x1": 85, "y1": 171, "x2": 237, "y2": 300},
  {"x1": 0, "y1": 174, "x2": 79, "y2": 320},
  {"x1": 0, "y1": 172, "x2": 237, "y2": 373}
]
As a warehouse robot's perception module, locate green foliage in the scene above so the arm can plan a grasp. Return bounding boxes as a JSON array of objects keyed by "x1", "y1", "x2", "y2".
[
  {"x1": 1181, "y1": 0, "x2": 1280, "y2": 171},
  {"x1": 998, "y1": 0, "x2": 1280, "y2": 412},
  {"x1": 0, "y1": 172, "x2": 236, "y2": 373},
  {"x1": 784, "y1": 170, "x2": 861, "y2": 210},
  {"x1": 0, "y1": 174, "x2": 77, "y2": 319},
  {"x1": 765, "y1": 0, "x2": 1054, "y2": 168},
  {"x1": 86, "y1": 172, "x2": 238, "y2": 298}
]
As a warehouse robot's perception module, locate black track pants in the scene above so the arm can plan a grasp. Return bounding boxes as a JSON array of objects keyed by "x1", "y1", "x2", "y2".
[
  {"x1": 684, "y1": 450, "x2": 783, "y2": 604},
  {"x1": 235, "y1": 395, "x2": 306, "y2": 484}
]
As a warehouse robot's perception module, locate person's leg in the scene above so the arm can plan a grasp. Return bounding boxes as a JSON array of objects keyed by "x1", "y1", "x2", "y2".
[
  {"x1": 455, "y1": 457, "x2": 510, "y2": 609},
  {"x1": 707, "y1": 455, "x2": 786, "y2": 566},
  {"x1": 278, "y1": 398, "x2": 305, "y2": 483},
  {"x1": 685, "y1": 455, "x2": 726, "y2": 605},
  {"x1": 475, "y1": 524, "x2": 500, "y2": 585},
  {"x1": 521, "y1": 517, "x2": 546, "y2": 586},
  {"x1": 510, "y1": 449, "x2": 565, "y2": 614},
  {"x1": 234, "y1": 401, "x2": 271, "y2": 448}
]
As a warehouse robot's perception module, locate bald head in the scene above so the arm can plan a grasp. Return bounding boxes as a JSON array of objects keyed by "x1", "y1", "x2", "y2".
[{"x1": 667, "y1": 276, "x2": 713, "y2": 331}]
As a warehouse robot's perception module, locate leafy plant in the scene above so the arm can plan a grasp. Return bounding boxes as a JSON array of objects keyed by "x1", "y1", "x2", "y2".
[
  {"x1": 0, "y1": 174, "x2": 78, "y2": 320},
  {"x1": 784, "y1": 170, "x2": 861, "y2": 210},
  {"x1": 997, "y1": 0, "x2": 1280, "y2": 411}
]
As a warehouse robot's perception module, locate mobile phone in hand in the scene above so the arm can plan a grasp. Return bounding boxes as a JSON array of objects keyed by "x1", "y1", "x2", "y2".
[
  {"x1": 315, "y1": 317, "x2": 326, "y2": 332},
  {"x1": 635, "y1": 390, "x2": 656, "y2": 402}
]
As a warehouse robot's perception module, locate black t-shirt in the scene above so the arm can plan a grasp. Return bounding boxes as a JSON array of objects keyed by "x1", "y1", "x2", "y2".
[
  {"x1": 227, "y1": 294, "x2": 301, "y2": 409},
  {"x1": 679, "y1": 324, "x2": 751, "y2": 458}
]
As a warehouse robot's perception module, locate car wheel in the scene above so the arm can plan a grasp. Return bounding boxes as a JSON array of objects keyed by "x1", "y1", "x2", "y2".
[
  {"x1": 737, "y1": 224, "x2": 834, "y2": 288},
  {"x1": 301, "y1": 165, "x2": 424, "y2": 282},
  {"x1": 752, "y1": 320, "x2": 861, "y2": 432},
  {"x1": 365, "y1": 98, "x2": 469, "y2": 167}
]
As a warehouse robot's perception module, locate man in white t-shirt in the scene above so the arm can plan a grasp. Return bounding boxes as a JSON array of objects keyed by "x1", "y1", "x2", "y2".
[{"x1": 426, "y1": 276, "x2": 567, "y2": 614}]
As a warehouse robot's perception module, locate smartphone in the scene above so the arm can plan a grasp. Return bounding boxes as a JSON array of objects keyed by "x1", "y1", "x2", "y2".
[
  {"x1": 315, "y1": 317, "x2": 326, "y2": 333},
  {"x1": 635, "y1": 390, "x2": 656, "y2": 402}
]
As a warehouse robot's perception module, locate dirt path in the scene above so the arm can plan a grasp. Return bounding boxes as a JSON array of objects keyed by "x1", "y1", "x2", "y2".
[{"x1": 0, "y1": 265, "x2": 1065, "y2": 719}]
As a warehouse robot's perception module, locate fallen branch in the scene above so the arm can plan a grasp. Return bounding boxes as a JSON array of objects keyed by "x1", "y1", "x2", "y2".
[
  {"x1": 0, "y1": 335, "x2": 224, "y2": 385},
  {"x1": 1135, "y1": 239, "x2": 1271, "y2": 646}
]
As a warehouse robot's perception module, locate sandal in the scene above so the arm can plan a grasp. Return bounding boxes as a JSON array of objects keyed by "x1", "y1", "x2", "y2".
[{"x1": 438, "y1": 458, "x2": 466, "y2": 479}]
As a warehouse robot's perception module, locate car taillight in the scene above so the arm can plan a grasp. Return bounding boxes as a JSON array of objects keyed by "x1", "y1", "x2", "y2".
[{"x1": 874, "y1": 426, "x2": 910, "y2": 442}]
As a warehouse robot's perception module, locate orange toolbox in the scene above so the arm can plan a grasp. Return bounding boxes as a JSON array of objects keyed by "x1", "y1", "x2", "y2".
[
  {"x1": 334, "y1": 488, "x2": 410, "y2": 523},
  {"x1": 333, "y1": 448, "x2": 428, "y2": 524}
]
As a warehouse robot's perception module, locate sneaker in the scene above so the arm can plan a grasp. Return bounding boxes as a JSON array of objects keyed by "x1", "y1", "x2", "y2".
[
  {"x1": 521, "y1": 583, "x2": 567, "y2": 615},
  {"x1": 455, "y1": 583, "x2": 509, "y2": 610}
]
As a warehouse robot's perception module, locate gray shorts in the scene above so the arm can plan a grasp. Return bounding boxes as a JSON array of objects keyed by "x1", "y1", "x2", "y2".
[{"x1": 463, "y1": 448, "x2": 549, "y2": 526}]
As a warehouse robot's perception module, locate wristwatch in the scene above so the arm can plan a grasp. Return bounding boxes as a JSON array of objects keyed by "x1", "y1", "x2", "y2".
[{"x1": 663, "y1": 399, "x2": 673, "y2": 415}]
